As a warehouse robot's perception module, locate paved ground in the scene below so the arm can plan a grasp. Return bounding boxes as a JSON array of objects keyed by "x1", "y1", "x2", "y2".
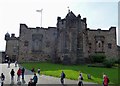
[{"x1": 0, "y1": 63, "x2": 96, "y2": 86}]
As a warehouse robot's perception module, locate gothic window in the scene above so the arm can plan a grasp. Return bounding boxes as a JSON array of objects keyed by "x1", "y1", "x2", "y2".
[
  {"x1": 108, "y1": 43, "x2": 112, "y2": 49},
  {"x1": 96, "y1": 41, "x2": 103, "y2": 52},
  {"x1": 94, "y1": 36, "x2": 105, "y2": 53}
]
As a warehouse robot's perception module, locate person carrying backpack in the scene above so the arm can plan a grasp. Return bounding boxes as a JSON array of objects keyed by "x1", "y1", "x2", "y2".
[
  {"x1": 33, "y1": 73, "x2": 38, "y2": 86},
  {"x1": 60, "y1": 71, "x2": 65, "y2": 85},
  {"x1": 78, "y1": 73, "x2": 83, "y2": 86}
]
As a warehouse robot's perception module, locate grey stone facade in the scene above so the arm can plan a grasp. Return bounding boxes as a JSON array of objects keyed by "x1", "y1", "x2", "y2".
[
  {"x1": 5, "y1": 11, "x2": 119, "y2": 64},
  {"x1": 0, "y1": 52, "x2": 2, "y2": 63},
  {"x1": 5, "y1": 33, "x2": 19, "y2": 62},
  {"x1": 117, "y1": 46, "x2": 120, "y2": 58}
]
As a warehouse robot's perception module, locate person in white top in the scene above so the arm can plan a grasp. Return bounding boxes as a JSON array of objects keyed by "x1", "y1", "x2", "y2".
[
  {"x1": 38, "y1": 68, "x2": 40, "y2": 75},
  {"x1": 78, "y1": 73, "x2": 83, "y2": 86},
  {"x1": 15, "y1": 61, "x2": 18, "y2": 67}
]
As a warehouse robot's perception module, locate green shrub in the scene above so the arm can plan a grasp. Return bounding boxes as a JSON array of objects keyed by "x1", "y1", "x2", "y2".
[
  {"x1": 103, "y1": 59, "x2": 115, "y2": 68},
  {"x1": 87, "y1": 63, "x2": 105, "y2": 67},
  {"x1": 114, "y1": 58, "x2": 120, "y2": 64},
  {"x1": 90, "y1": 54, "x2": 106, "y2": 63}
]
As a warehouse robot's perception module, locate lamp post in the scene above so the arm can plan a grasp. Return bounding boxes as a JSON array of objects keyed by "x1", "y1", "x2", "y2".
[{"x1": 36, "y1": 9, "x2": 43, "y2": 28}]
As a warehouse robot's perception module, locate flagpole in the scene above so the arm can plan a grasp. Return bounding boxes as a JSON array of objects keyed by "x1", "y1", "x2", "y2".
[
  {"x1": 40, "y1": 9, "x2": 43, "y2": 28},
  {"x1": 36, "y1": 9, "x2": 43, "y2": 28}
]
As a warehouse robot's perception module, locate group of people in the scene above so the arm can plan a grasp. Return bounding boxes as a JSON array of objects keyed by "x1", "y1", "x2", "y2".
[
  {"x1": 60, "y1": 71, "x2": 110, "y2": 86},
  {"x1": 28, "y1": 73, "x2": 38, "y2": 86},
  {"x1": 31, "y1": 68, "x2": 41, "y2": 75},
  {"x1": 0, "y1": 60, "x2": 110, "y2": 86},
  {"x1": 7, "y1": 60, "x2": 18, "y2": 68}
]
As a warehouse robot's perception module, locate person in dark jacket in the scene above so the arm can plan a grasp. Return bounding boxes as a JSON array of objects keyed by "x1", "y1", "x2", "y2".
[
  {"x1": 33, "y1": 73, "x2": 38, "y2": 86},
  {"x1": 10, "y1": 69, "x2": 15, "y2": 81},
  {"x1": 31, "y1": 68, "x2": 35, "y2": 72},
  {"x1": 1, "y1": 73, "x2": 5, "y2": 86},
  {"x1": 22, "y1": 68, "x2": 25, "y2": 80},
  {"x1": 60, "y1": 71, "x2": 65, "y2": 85}
]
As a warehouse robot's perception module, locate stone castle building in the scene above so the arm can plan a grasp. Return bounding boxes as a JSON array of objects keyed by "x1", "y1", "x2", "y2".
[{"x1": 5, "y1": 11, "x2": 119, "y2": 64}]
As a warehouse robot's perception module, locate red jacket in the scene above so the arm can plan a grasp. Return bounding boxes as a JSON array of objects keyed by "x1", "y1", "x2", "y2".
[
  {"x1": 104, "y1": 76, "x2": 109, "y2": 86},
  {"x1": 17, "y1": 69, "x2": 22, "y2": 76}
]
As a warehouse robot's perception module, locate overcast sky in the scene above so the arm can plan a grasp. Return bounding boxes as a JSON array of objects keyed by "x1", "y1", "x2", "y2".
[{"x1": 0, "y1": 0, "x2": 119, "y2": 51}]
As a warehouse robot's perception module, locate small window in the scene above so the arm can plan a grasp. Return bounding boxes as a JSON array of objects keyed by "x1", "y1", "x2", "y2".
[
  {"x1": 24, "y1": 41, "x2": 29, "y2": 46},
  {"x1": 108, "y1": 43, "x2": 112, "y2": 49}
]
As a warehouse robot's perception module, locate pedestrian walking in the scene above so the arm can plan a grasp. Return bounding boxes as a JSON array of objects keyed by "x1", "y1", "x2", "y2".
[
  {"x1": 0, "y1": 73, "x2": 5, "y2": 86},
  {"x1": 10, "y1": 69, "x2": 15, "y2": 81},
  {"x1": 103, "y1": 73, "x2": 106, "y2": 85},
  {"x1": 103, "y1": 75, "x2": 109, "y2": 86},
  {"x1": 28, "y1": 78, "x2": 34, "y2": 86},
  {"x1": 31, "y1": 68, "x2": 35, "y2": 72},
  {"x1": 8, "y1": 60, "x2": 11, "y2": 68},
  {"x1": 60, "y1": 71, "x2": 65, "y2": 85},
  {"x1": 78, "y1": 73, "x2": 83, "y2": 86},
  {"x1": 22, "y1": 67, "x2": 25, "y2": 80},
  {"x1": 33, "y1": 73, "x2": 38, "y2": 86},
  {"x1": 38, "y1": 68, "x2": 40, "y2": 75},
  {"x1": 17, "y1": 68, "x2": 22, "y2": 81},
  {"x1": 15, "y1": 61, "x2": 18, "y2": 67}
]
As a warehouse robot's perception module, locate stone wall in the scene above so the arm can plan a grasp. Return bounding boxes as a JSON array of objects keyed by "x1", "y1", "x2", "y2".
[
  {"x1": 5, "y1": 35, "x2": 19, "y2": 62},
  {"x1": 18, "y1": 24, "x2": 57, "y2": 62},
  {"x1": 117, "y1": 46, "x2": 120, "y2": 58},
  {"x1": 87, "y1": 27, "x2": 118, "y2": 59},
  {"x1": 5, "y1": 11, "x2": 119, "y2": 64},
  {"x1": 0, "y1": 52, "x2": 2, "y2": 63}
]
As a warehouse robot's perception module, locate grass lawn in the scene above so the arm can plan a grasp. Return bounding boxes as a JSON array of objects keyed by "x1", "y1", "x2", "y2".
[{"x1": 20, "y1": 62, "x2": 119, "y2": 84}]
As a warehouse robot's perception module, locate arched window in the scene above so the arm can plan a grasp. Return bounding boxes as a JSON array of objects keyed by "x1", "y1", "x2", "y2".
[{"x1": 96, "y1": 41, "x2": 103, "y2": 52}]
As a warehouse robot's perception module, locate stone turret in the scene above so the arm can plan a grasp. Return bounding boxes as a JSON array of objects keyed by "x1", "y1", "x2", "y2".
[{"x1": 5, "y1": 32, "x2": 10, "y2": 41}]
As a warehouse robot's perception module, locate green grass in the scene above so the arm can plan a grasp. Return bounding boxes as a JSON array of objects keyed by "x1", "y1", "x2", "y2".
[{"x1": 20, "y1": 62, "x2": 119, "y2": 84}]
